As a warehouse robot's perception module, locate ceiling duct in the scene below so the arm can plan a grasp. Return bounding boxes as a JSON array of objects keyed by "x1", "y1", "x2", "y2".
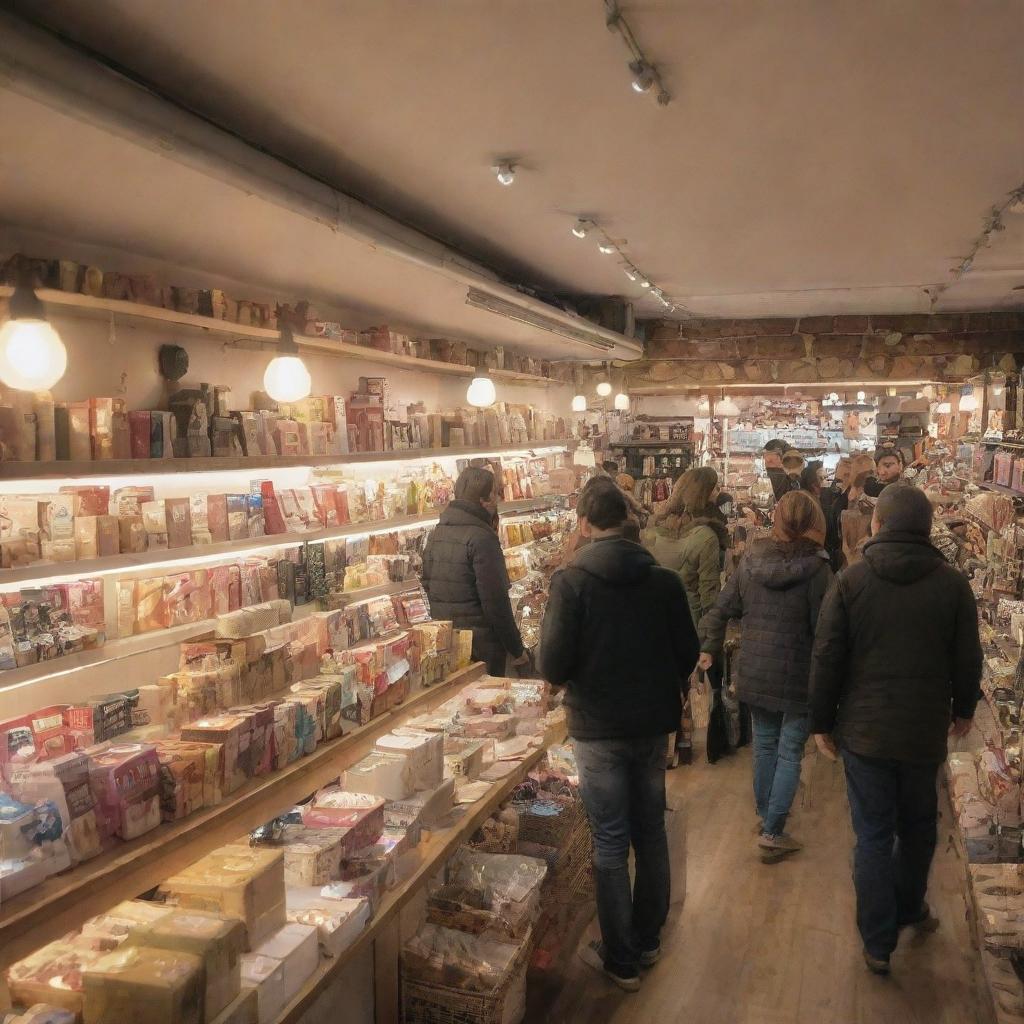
[{"x1": 465, "y1": 288, "x2": 618, "y2": 351}]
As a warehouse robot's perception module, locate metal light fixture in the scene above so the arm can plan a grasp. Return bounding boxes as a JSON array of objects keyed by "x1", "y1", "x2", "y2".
[
  {"x1": 571, "y1": 219, "x2": 590, "y2": 239},
  {"x1": 623, "y1": 268, "x2": 637, "y2": 282},
  {"x1": 493, "y1": 161, "x2": 516, "y2": 186},
  {"x1": 0, "y1": 270, "x2": 68, "y2": 391},
  {"x1": 263, "y1": 323, "x2": 312, "y2": 403},
  {"x1": 629, "y1": 59, "x2": 655, "y2": 93},
  {"x1": 598, "y1": 242, "x2": 616, "y2": 255}
]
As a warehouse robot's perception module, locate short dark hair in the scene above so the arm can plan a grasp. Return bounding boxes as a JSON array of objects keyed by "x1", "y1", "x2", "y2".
[
  {"x1": 799, "y1": 465, "x2": 821, "y2": 491},
  {"x1": 874, "y1": 448, "x2": 902, "y2": 466},
  {"x1": 875, "y1": 485, "x2": 933, "y2": 536},
  {"x1": 764, "y1": 439, "x2": 790, "y2": 454},
  {"x1": 601, "y1": 460, "x2": 619, "y2": 475},
  {"x1": 578, "y1": 481, "x2": 629, "y2": 530},
  {"x1": 454, "y1": 466, "x2": 494, "y2": 503}
]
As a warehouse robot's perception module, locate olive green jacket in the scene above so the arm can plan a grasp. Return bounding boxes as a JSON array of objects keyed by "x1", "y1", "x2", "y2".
[{"x1": 645, "y1": 519, "x2": 723, "y2": 628}]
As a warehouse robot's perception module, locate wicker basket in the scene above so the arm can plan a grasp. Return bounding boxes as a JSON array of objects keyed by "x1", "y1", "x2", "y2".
[
  {"x1": 401, "y1": 928, "x2": 533, "y2": 1024},
  {"x1": 512, "y1": 791, "x2": 586, "y2": 849}
]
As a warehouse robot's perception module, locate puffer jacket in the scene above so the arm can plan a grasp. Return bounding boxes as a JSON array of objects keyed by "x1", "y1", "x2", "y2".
[
  {"x1": 645, "y1": 508, "x2": 728, "y2": 627},
  {"x1": 699, "y1": 538, "x2": 833, "y2": 713},
  {"x1": 809, "y1": 530, "x2": 982, "y2": 763},
  {"x1": 421, "y1": 500, "x2": 524, "y2": 670}
]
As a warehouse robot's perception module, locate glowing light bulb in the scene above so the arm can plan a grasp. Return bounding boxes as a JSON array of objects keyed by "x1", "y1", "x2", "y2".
[
  {"x1": 263, "y1": 355, "x2": 311, "y2": 403},
  {"x1": 572, "y1": 394, "x2": 587, "y2": 412},
  {"x1": 614, "y1": 392, "x2": 630, "y2": 411},
  {"x1": 466, "y1": 376, "x2": 497, "y2": 408},
  {"x1": 596, "y1": 381, "x2": 612, "y2": 397},
  {"x1": 936, "y1": 401, "x2": 951, "y2": 414},
  {"x1": 0, "y1": 318, "x2": 67, "y2": 390},
  {"x1": 716, "y1": 397, "x2": 740, "y2": 417},
  {"x1": 572, "y1": 220, "x2": 589, "y2": 239},
  {"x1": 598, "y1": 243, "x2": 616, "y2": 255},
  {"x1": 856, "y1": 390, "x2": 866, "y2": 402},
  {"x1": 993, "y1": 382, "x2": 1005, "y2": 397}
]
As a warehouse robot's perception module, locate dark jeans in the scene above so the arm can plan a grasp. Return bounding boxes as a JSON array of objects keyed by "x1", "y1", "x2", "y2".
[
  {"x1": 573, "y1": 734, "x2": 671, "y2": 977},
  {"x1": 841, "y1": 749, "x2": 940, "y2": 959}
]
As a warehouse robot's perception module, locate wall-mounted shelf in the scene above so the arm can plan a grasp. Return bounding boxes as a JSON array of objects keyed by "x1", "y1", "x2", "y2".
[
  {"x1": 0, "y1": 287, "x2": 563, "y2": 389},
  {"x1": 609, "y1": 439, "x2": 695, "y2": 448},
  {"x1": 0, "y1": 662, "x2": 486, "y2": 973},
  {"x1": 0, "y1": 441, "x2": 573, "y2": 483}
]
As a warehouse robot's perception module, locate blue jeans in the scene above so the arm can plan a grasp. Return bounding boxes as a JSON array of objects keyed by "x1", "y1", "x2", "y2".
[
  {"x1": 841, "y1": 750, "x2": 940, "y2": 959},
  {"x1": 573, "y1": 735, "x2": 671, "y2": 978},
  {"x1": 750, "y1": 708, "x2": 809, "y2": 836}
]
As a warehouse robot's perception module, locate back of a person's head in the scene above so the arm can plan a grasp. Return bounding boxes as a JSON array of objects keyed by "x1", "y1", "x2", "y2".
[
  {"x1": 799, "y1": 465, "x2": 820, "y2": 492},
  {"x1": 772, "y1": 489, "x2": 826, "y2": 544},
  {"x1": 875, "y1": 485, "x2": 933, "y2": 537},
  {"x1": 764, "y1": 439, "x2": 789, "y2": 455},
  {"x1": 669, "y1": 466, "x2": 719, "y2": 516},
  {"x1": 850, "y1": 453, "x2": 875, "y2": 478},
  {"x1": 454, "y1": 466, "x2": 494, "y2": 503},
  {"x1": 782, "y1": 450, "x2": 804, "y2": 472},
  {"x1": 578, "y1": 482, "x2": 629, "y2": 531},
  {"x1": 601, "y1": 460, "x2": 620, "y2": 476}
]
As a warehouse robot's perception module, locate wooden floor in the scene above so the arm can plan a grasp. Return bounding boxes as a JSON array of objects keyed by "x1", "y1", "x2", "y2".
[{"x1": 532, "y1": 741, "x2": 992, "y2": 1024}]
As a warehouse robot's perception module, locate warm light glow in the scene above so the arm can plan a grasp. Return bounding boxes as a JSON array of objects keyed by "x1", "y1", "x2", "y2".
[
  {"x1": 959, "y1": 392, "x2": 979, "y2": 412},
  {"x1": 614, "y1": 392, "x2": 630, "y2": 411},
  {"x1": 466, "y1": 376, "x2": 497, "y2": 408},
  {"x1": 715, "y1": 398, "x2": 741, "y2": 417},
  {"x1": 596, "y1": 381, "x2": 612, "y2": 397},
  {"x1": 856, "y1": 390, "x2": 866, "y2": 402},
  {"x1": 572, "y1": 394, "x2": 587, "y2": 412},
  {"x1": 992, "y1": 383, "x2": 1005, "y2": 397},
  {"x1": 263, "y1": 355, "x2": 312, "y2": 402},
  {"x1": 0, "y1": 318, "x2": 67, "y2": 390},
  {"x1": 936, "y1": 401, "x2": 951, "y2": 414}
]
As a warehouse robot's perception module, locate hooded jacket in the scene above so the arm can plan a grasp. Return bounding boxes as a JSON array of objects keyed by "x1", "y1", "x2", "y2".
[
  {"x1": 809, "y1": 530, "x2": 982, "y2": 763},
  {"x1": 699, "y1": 538, "x2": 833, "y2": 713},
  {"x1": 539, "y1": 537, "x2": 699, "y2": 740},
  {"x1": 421, "y1": 500, "x2": 524, "y2": 665},
  {"x1": 644, "y1": 507, "x2": 729, "y2": 628}
]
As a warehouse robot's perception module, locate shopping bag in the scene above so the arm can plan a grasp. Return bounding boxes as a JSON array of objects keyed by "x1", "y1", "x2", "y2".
[{"x1": 689, "y1": 673, "x2": 711, "y2": 730}]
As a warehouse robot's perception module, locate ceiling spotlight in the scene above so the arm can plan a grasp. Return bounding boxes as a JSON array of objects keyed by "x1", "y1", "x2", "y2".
[
  {"x1": 598, "y1": 242, "x2": 616, "y2": 255},
  {"x1": 623, "y1": 268, "x2": 637, "y2": 282},
  {"x1": 493, "y1": 162, "x2": 515, "y2": 186},
  {"x1": 572, "y1": 219, "x2": 590, "y2": 239},
  {"x1": 650, "y1": 287, "x2": 663, "y2": 299},
  {"x1": 572, "y1": 394, "x2": 587, "y2": 413},
  {"x1": 614, "y1": 392, "x2": 630, "y2": 411},
  {"x1": 640, "y1": 279, "x2": 652, "y2": 289},
  {"x1": 629, "y1": 59, "x2": 655, "y2": 94},
  {"x1": 263, "y1": 323, "x2": 312, "y2": 403}
]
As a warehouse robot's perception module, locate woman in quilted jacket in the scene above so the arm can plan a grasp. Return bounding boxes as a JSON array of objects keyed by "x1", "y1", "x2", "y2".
[{"x1": 697, "y1": 490, "x2": 833, "y2": 861}]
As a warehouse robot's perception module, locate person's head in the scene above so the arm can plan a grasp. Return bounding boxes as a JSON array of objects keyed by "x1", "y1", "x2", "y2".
[
  {"x1": 621, "y1": 515, "x2": 641, "y2": 543},
  {"x1": 577, "y1": 478, "x2": 629, "y2": 539},
  {"x1": 763, "y1": 439, "x2": 788, "y2": 470},
  {"x1": 716, "y1": 491, "x2": 734, "y2": 517},
  {"x1": 615, "y1": 473, "x2": 636, "y2": 493},
  {"x1": 670, "y1": 466, "x2": 720, "y2": 515},
  {"x1": 833, "y1": 458, "x2": 852, "y2": 488},
  {"x1": 772, "y1": 490, "x2": 827, "y2": 545},
  {"x1": 849, "y1": 470, "x2": 871, "y2": 499},
  {"x1": 601, "y1": 460, "x2": 620, "y2": 476},
  {"x1": 871, "y1": 484, "x2": 933, "y2": 537},
  {"x1": 800, "y1": 465, "x2": 824, "y2": 495},
  {"x1": 455, "y1": 466, "x2": 496, "y2": 514},
  {"x1": 874, "y1": 449, "x2": 903, "y2": 484},
  {"x1": 782, "y1": 450, "x2": 805, "y2": 477},
  {"x1": 849, "y1": 453, "x2": 875, "y2": 483}
]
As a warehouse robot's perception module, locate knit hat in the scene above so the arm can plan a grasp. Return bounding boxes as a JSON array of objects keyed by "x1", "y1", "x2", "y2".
[{"x1": 875, "y1": 485, "x2": 933, "y2": 536}]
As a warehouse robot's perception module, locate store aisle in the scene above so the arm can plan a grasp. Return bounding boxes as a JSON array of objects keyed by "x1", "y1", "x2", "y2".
[{"x1": 536, "y1": 743, "x2": 991, "y2": 1024}]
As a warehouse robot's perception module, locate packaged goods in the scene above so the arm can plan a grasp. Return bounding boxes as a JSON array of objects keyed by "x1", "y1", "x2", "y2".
[
  {"x1": 376, "y1": 731, "x2": 444, "y2": 791},
  {"x1": 7, "y1": 941, "x2": 106, "y2": 1015},
  {"x1": 268, "y1": 824, "x2": 344, "y2": 887},
  {"x1": 284, "y1": 890, "x2": 370, "y2": 957},
  {"x1": 342, "y1": 750, "x2": 413, "y2": 802},
  {"x1": 384, "y1": 776, "x2": 456, "y2": 830},
  {"x1": 239, "y1": 954, "x2": 286, "y2": 1024},
  {"x1": 299, "y1": 788, "x2": 385, "y2": 851},
  {"x1": 81, "y1": 946, "x2": 203, "y2": 1024},
  {"x1": 249, "y1": 923, "x2": 318, "y2": 1005}
]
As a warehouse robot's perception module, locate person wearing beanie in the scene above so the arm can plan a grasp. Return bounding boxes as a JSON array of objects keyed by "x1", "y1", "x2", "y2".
[{"x1": 808, "y1": 485, "x2": 982, "y2": 977}]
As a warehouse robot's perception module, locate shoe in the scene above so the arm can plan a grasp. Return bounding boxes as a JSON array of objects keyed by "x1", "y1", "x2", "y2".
[
  {"x1": 900, "y1": 903, "x2": 940, "y2": 934},
  {"x1": 638, "y1": 944, "x2": 661, "y2": 968},
  {"x1": 863, "y1": 949, "x2": 891, "y2": 976},
  {"x1": 758, "y1": 832, "x2": 803, "y2": 853},
  {"x1": 578, "y1": 939, "x2": 641, "y2": 992}
]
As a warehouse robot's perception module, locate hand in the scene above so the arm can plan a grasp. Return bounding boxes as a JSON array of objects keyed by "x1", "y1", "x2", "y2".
[
  {"x1": 949, "y1": 717, "x2": 973, "y2": 738},
  {"x1": 697, "y1": 652, "x2": 714, "y2": 672},
  {"x1": 512, "y1": 653, "x2": 530, "y2": 667},
  {"x1": 814, "y1": 733, "x2": 839, "y2": 761}
]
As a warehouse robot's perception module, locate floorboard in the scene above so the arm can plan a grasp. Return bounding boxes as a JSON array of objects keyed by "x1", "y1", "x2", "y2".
[{"x1": 532, "y1": 740, "x2": 992, "y2": 1024}]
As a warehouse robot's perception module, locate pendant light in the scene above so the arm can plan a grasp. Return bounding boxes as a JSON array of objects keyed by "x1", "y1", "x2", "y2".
[
  {"x1": 466, "y1": 365, "x2": 496, "y2": 408},
  {"x1": 614, "y1": 391, "x2": 630, "y2": 411},
  {"x1": 0, "y1": 269, "x2": 68, "y2": 391},
  {"x1": 571, "y1": 365, "x2": 586, "y2": 412},
  {"x1": 263, "y1": 323, "x2": 312, "y2": 403},
  {"x1": 715, "y1": 393, "x2": 740, "y2": 417},
  {"x1": 595, "y1": 361, "x2": 612, "y2": 397}
]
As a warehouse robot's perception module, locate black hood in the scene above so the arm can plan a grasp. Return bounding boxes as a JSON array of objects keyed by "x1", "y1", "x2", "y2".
[
  {"x1": 862, "y1": 531, "x2": 943, "y2": 584},
  {"x1": 440, "y1": 499, "x2": 494, "y2": 531},
  {"x1": 746, "y1": 538, "x2": 829, "y2": 591},
  {"x1": 571, "y1": 536, "x2": 656, "y2": 586}
]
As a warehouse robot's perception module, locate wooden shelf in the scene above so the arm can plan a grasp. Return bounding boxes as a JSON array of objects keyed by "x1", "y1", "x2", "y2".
[
  {"x1": 276, "y1": 735, "x2": 559, "y2": 1024},
  {"x1": 0, "y1": 440, "x2": 573, "y2": 483},
  {"x1": 0, "y1": 287, "x2": 561, "y2": 389},
  {"x1": 0, "y1": 662, "x2": 486, "y2": 972},
  {"x1": 610, "y1": 439, "x2": 694, "y2": 448}
]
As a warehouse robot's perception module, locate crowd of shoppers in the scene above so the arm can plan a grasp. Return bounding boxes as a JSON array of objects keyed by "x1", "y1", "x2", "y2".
[{"x1": 435, "y1": 443, "x2": 982, "y2": 991}]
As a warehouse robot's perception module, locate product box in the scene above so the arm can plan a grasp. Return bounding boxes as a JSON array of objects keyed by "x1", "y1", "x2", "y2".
[
  {"x1": 81, "y1": 946, "x2": 204, "y2": 1024},
  {"x1": 165, "y1": 497, "x2": 192, "y2": 549},
  {"x1": 299, "y1": 789, "x2": 385, "y2": 852},
  {"x1": 128, "y1": 411, "x2": 151, "y2": 459},
  {"x1": 285, "y1": 890, "x2": 370, "y2": 958}
]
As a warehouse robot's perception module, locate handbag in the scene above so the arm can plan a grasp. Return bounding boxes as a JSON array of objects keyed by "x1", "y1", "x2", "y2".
[{"x1": 689, "y1": 673, "x2": 711, "y2": 729}]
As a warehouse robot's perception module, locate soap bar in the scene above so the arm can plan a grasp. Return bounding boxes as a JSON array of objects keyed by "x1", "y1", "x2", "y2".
[
  {"x1": 385, "y1": 776, "x2": 456, "y2": 830},
  {"x1": 162, "y1": 845, "x2": 286, "y2": 951},
  {"x1": 376, "y1": 731, "x2": 443, "y2": 791},
  {"x1": 343, "y1": 751, "x2": 413, "y2": 802},
  {"x1": 271, "y1": 825, "x2": 344, "y2": 887},
  {"x1": 285, "y1": 891, "x2": 370, "y2": 958},
  {"x1": 130, "y1": 909, "x2": 245, "y2": 1021},
  {"x1": 82, "y1": 946, "x2": 203, "y2": 1024},
  {"x1": 252, "y1": 923, "x2": 319, "y2": 1002}
]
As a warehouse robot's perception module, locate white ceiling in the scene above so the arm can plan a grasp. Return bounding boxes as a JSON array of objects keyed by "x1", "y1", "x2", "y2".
[{"x1": 4, "y1": 0, "x2": 1024, "y2": 325}]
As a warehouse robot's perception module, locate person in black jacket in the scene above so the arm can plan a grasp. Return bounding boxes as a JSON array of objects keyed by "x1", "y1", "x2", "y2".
[
  {"x1": 539, "y1": 482, "x2": 698, "y2": 992},
  {"x1": 809, "y1": 485, "x2": 982, "y2": 976},
  {"x1": 421, "y1": 467, "x2": 527, "y2": 675},
  {"x1": 698, "y1": 490, "x2": 833, "y2": 859}
]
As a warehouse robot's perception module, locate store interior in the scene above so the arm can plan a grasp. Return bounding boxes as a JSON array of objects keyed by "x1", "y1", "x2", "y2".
[{"x1": 0, "y1": 4, "x2": 1022, "y2": 1024}]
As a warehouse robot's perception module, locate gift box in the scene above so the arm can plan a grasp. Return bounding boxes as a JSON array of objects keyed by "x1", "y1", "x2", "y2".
[
  {"x1": 299, "y1": 788, "x2": 385, "y2": 851},
  {"x1": 162, "y1": 844, "x2": 286, "y2": 951}
]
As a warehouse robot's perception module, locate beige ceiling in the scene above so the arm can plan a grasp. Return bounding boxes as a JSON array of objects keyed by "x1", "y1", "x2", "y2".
[{"x1": 5, "y1": 0, "x2": 1024, "y2": 321}]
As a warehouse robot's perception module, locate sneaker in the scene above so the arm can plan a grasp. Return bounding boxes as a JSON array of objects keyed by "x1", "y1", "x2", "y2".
[
  {"x1": 758, "y1": 832, "x2": 803, "y2": 853},
  {"x1": 900, "y1": 903, "x2": 940, "y2": 934},
  {"x1": 638, "y1": 944, "x2": 661, "y2": 968},
  {"x1": 578, "y1": 939, "x2": 641, "y2": 992},
  {"x1": 863, "y1": 949, "x2": 891, "y2": 976}
]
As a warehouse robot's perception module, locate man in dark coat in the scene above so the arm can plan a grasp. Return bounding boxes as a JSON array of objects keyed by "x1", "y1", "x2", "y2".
[
  {"x1": 809, "y1": 485, "x2": 981, "y2": 975},
  {"x1": 539, "y1": 483, "x2": 698, "y2": 992},
  {"x1": 421, "y1": 467, "x2": 527, "y2": 675}
]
